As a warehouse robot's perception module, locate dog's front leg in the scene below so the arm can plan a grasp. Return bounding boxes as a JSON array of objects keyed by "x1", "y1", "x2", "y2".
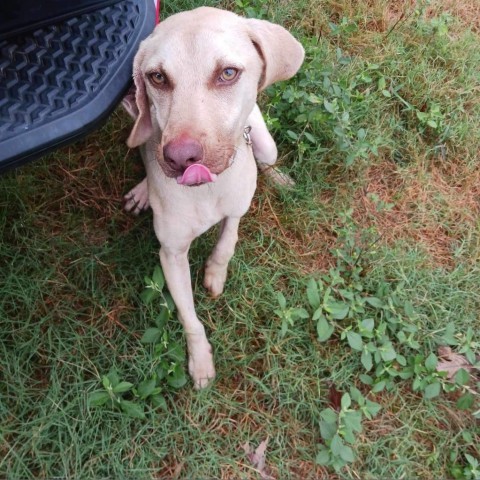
[
  {"x1": 204, "y1": 216, "x2": 241, "y2": 298},
  {"x1": 159, "y1": 246, "x2": 216, "y2": 389}
]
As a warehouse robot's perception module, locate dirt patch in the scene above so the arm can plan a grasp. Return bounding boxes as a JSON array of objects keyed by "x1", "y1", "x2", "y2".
[{"x1": 353, "y1": 158, "x2": 480, "y2": 267}]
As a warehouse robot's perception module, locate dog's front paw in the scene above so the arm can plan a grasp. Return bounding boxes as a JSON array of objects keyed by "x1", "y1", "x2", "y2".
[
  {"x1": 188, "y1": 345, "x2": 216, "y2": 389},
  {"x1": 203, "y1": 262, "x2": 228, "y2": 298},
  {"x1": 123, "y1": 177, "x2": 150, "y2": 215}
]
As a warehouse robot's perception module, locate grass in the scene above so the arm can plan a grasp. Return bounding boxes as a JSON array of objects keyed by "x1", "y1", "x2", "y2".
[{"x1": 1, "y1": 0, "x2": 479, "y2": 478}]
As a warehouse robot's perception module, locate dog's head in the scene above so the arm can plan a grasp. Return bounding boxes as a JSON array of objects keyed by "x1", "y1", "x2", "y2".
[{"x1": 124, "y1": 7, "x2": 304, "y2": 184}]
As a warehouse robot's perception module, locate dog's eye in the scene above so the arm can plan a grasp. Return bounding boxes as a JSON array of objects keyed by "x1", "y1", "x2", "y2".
[
  {"x1": 219, "y1": 68, "x2": 238, "y2": 83},
  {"x1": 149, "y1": 72, "x2": 166, "y2": 86}
]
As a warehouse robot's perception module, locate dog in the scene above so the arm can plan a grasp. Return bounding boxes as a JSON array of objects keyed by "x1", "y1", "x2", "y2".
[{"x1": 122, "y1": 7, "x2": 304, "y2": 388}]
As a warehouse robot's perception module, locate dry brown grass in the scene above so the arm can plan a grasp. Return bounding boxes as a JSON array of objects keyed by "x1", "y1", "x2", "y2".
[
  {"x1": 250, "y1": 182, "x2": 337, "y2": 274},
  {"x1": 429, "y1": 0, "x2": 480, "y2": 32},
  {"x1": 351, "y1": 157, "x2": 480, "y2": 267},
  {"x1": 300, "y1": 0, "x2": 480, "y2": 41}
]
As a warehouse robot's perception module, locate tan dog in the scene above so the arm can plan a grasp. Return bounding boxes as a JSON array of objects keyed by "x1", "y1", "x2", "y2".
[{"x1": 123, "y1": 7, "x2": 304, "y2": 388}]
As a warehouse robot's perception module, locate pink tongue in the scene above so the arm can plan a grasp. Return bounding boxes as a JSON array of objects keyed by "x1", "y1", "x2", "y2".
[{"x1": 177, "y1": 164, "x2": 217, "y2": 185}]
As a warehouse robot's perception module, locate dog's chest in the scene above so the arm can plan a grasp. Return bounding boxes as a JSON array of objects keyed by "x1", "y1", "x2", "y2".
[{"x1": 147, "y1": 148, "x2": 257, "y2": 240}]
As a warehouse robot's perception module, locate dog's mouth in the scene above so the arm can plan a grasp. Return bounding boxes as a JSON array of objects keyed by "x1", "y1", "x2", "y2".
[
  {"x1": 176, "y1": 164, "x2": 218, "y2": 186},
  {"x1": 157, "y1": 145, "x2": 237, "y2": 186}
]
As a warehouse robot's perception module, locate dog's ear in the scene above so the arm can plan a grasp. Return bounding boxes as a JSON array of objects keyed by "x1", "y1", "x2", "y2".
[
  {"x1": 122, "y1": 84, "x2": 139, "y2": 120},
  {"x1": 246, "y1": 19, "x2": 304, "y2": 91},
  {"x1": 126, "y1": 50, "x2": 153, "y2": 148}
]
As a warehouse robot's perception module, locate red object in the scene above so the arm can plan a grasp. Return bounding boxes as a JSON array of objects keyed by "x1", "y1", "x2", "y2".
[{"x1": 155, "y1": 0, "x2": 160, "y2": 24}]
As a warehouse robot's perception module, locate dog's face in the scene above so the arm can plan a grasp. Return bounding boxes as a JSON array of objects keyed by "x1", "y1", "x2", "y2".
[{"x1": 126, "y1": 7, "x2": 304, "y2": 183}]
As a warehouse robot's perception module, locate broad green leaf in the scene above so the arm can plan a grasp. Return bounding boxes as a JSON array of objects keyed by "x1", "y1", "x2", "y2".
[
  {"x1": 464, "y1": 454, "x2": 479, "y2": 468},
  {"x1": 140, "y1": 287, "x2": 160, "y2": 305},
  {"x1": 315, "y1": 448, "x2": 331, "y2": 466},
  {"x1": 344, "y1": 410, "x2": 362, "y2": 433},
  {"x1": 137, "y1": 378, "x2": 157, "y2": 399},
  {"x1": 454, "y1": 368, "x2": 470, "y2": 386},
  {"x1": 396, "y1": 354, "x2": 407, "y2": 366},
  {"x1": 102, "y1": 375, "x2": 111, "y2": 390},
  {"x1": 377, "y1": 76, "x2": 386, "y2": 90},
  {"x1": 152, "y1": 265, "x2": 165, "y2": 290},
  {"x1": 113, "y1": 381, "x2": 134, "y2": 394},
  {"x1": 320, "y1": 408, "x2": 338, "y2": 424},
  {"x1": 292, "y1": 307, "x2": 310, "y2": 320},
  {"x1": 156, "y1": 361, "x2": 168, "y2": 380},
  {"x1": 365, "y1": 399, "x2": 382, "y2": 418},
  {"x1": 372, "y1": 380, "x2": 386, "y2": 393},
  {"x1": 326, "y1": 302, "x2": 349, "y2": 320},
  {"x1": 347, "y1": 331, "x2": 363, "y2": 351},
  {"x1": 286, "y1": 130, "x2": 298, "y2": 140},
  {"x1": 276, "y1": 291, "x2": 287, "y2": 309},
  {"x1": 306, "y1": 279, "x2": 320, "y2": 309},
  {"x1": 330, "y1": 434, "x2": 344, "y2": 457},
  {"x1": 359, "y1": 374, "x2": 373, "y2": 385},
  {"x1": 412, "y1": 376, "x2": 422, "y2": 392},
  {"x1": 106, "y1": 371, "x2": 119, "y2": 388},
  {"x1": 167, "y1": 367, "x2": 188, "y2": 389},
  {"x1": 304, "y1": 132, "x2": 316, "y2": 144},
  {"x1": 456, "y1": 392, "x2": 474, "y2": 410},
  {"x1": 361, "y1": 318, "x2": 374, "y2": 332},
  {"x1": 365, "y1": 297, "x2": 383, "y2": 309},
  {"x1": 341, "y1": 393, "x2": 351, "y2": 410},
  {"x1": 443, "y1": 322, "x2": 457, "y2": 345},
  {"x1": 349, "y1": 387, "x2": 364, "y2": 404},
  {"x1": 320, "y1": 420, "x2": 336, "y2": 441},
  {"x1": 342, "y1": 426, "x2": 356, "y2": 445},
  {"x1": 361, "y1": 350, "x2": 373, "y2": 371},
  {"x1": 425, "y1": 352, "x2": 438, "y2": 371},
  {"x1": 151, "y1": 394, "x2": 168, "y2": 410},
  {"x1": 416, "y1": 111, "x2": 428, "y2": 121},
  {"x1": 166, "y1": 342, "x2": 186, "y2": 362},
  {"x1": 164, "y1": 291, "x2": 176, "y2": 312},
  {"x1": 339, "y1": 444, "x2": 355, "y2": 463},
  {"x1": 155, "y1": 307, "x2": 170, "y2": 329},
  {"x1": 88, "y1": 391, "x2": 110, "y2": 407},
  {"x1": 379, "y1": 342, "x2": 397, "y2": 362},
  {"x1": 324, "y1": 99, "x2": 336, "y2": 113},
  {"x1": 461, "y1": 431, "x2": 473, "y2": 445},
  {"x1": 424, "y1": 382, "x2": 441, "y2": 399},
  {"x1": 140, "y1": 327, "x2": 162, "y2": 344},
  {"x1": 317, "y1": 316, "x2": 334, "y2": 342},
  {"x1": 465, "y1": 349, "x2": 476, "y2": 364},
  {"x1": 119, "y1": 400, "x2": 145, "y2": 419}
]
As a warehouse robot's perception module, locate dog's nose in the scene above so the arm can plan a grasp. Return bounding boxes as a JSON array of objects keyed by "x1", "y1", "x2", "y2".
[{"x1": 163, "y1": 137, "x2": 204, "y2": 172}]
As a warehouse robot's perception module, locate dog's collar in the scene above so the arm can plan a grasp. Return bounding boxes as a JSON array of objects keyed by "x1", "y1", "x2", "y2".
[{"x1": 243, "y1": 125, "x2": 252, "y2": 146}]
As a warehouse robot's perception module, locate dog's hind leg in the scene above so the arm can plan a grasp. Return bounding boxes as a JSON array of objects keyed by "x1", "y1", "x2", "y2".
[
  {"x1": 204, "y1": 217, "x2": 241, "y2": 298},
  {"x1": 123, "y1": 177, "x2": 150, "y2": 214},
  {"x1": 248, "y1": 104, "x2": 295, "y2": 187}
]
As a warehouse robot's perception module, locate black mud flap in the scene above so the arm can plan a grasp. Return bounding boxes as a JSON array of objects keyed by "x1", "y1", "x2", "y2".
[{"x1": 0, "y1": 0, "x2": 155, "y2": 173}]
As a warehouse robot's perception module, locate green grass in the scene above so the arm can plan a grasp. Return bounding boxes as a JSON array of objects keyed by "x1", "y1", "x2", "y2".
[{"x1": 1, "y1": 0, "x2": 479, "y2": 478}]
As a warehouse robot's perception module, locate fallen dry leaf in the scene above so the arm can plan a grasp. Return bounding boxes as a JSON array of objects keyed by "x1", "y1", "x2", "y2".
[
  {"x1": 436, "y1": 346, "x2": 477, "y2": 380},
  {"x1": 242, "y1": 438, "x2": 275, "y2": 480},
  {"x1": 328, "y1": 383, "x2": 343, "y2": 411}
]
